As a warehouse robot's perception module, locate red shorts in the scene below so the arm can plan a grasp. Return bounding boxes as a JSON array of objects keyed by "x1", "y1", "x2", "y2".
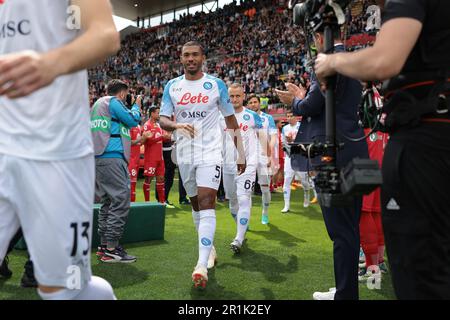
[
  {"x1": 362, "y1": 187, "x2": 381, "y2": 213},
  {"x1": 128, "y1": 156, "x2": 140, "y2": 182},
  {"x1": 144, "y1": 159, "x2": 165, "y2": 177}
]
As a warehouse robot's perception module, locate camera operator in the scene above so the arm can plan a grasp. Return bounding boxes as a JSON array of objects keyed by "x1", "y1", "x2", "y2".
[
  {"x1": 315, "y1": 0, "x2": 450, "y2": 300},
  {"x1": 277, "y1": 29, "x2": 369, "y2": 300},
  {"x1": 91, "y1": 79, "x2": 142, "y2": 264}
]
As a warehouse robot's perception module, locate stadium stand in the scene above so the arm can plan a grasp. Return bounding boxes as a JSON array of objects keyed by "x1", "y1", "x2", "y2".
[{"x1": 89, "y1": 0, "x2": 377, "y2": 116}]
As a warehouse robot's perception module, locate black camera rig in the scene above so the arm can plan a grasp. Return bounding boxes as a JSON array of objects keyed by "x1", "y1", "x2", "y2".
[{"x1": 288, "y1": 0, "x2": 382, "y2": 207}]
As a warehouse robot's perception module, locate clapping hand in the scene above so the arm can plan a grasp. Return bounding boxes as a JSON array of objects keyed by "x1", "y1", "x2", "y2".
[{"x1": 275, "y1": 82, "x2": 307, "y2": 106}]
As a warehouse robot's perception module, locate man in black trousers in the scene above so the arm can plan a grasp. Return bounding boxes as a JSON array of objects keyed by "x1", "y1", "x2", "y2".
[
  {"x1": 158, "y1": 130, "x2": 190, "y2": 206},
  {"x1": 0, "y1": 229, "x2": 37, "y2": 288},
  {"x1": 277, "y1": 28, "x2": 368, "y2": 300},
  {"x1": 315, "y1": 0, "x2": 450, "y2": 299}
]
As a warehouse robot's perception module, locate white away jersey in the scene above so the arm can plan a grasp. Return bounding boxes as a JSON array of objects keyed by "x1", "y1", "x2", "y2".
[
  {"x1": 282, "y1": 122, "x2": 300, "y2": 157},
  {"x1": 257, "y1": 111, "x2": 277, "y2": 163},
  {"x1": 0, "y1": 0, "x2": 93, "y2": 160},
  {"x1": 259, "y1": 112, "x2": 278, "y2": 136},
  {"x1": 160, "y1": 73, "x2": 234, "y2": 165},
  {"x1": 221, "y1": 108, "x2": 263, "y2": 174}
]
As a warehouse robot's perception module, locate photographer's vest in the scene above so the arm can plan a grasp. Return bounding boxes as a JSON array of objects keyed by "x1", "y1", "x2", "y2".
[{"x1": 91, "y1": 97, "x2": 132, "y2": 162}]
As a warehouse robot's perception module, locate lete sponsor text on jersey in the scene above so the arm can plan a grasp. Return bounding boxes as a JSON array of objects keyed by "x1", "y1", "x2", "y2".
[{"x1": 177, "y1": 93, "x2": 209, "y2": 105}]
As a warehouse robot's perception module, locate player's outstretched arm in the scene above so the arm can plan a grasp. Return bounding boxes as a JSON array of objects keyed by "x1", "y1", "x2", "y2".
[
  {"x1": 160, "y1": 116, "x2": 195, "y2": 137},
  {"x1": 0, "y1": 0, "x2": 120, "y2": 99},
  {"x1": 159, "y1": 116, "x2": 177, "y2": 132}
]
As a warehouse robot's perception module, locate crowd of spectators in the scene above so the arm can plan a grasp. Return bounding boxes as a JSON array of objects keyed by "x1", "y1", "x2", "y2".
[{"x1": 89, "y1": 0, "x2": 377, "y2": 113}]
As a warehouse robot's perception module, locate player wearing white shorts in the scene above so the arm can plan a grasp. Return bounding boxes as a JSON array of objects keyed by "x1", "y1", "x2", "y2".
[
  {"x1": 159, "y1": 41, "x2": 245, "y2": 289},
  {"x1": 221, "y1": 84, "x2": 264, "y2": 254},
  {"x1": 0, "y1": 0, "x2": 119, "y2": 299},
  {"x1": 247, "y1": 95, "x2": 278, "y2": 225},
  {"x1": 281, "y1": 112, "x2": 317, "y2": 212}
]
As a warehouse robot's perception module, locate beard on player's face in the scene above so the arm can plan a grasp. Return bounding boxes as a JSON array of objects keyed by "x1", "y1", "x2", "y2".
[
  {"x1": 184, "y1": 62, "x2": 202, "y2": 75},
  {"x1": 181, "y1": 45, "x2": 206, "y2": 75},
  {"x1": 248, "y1": 99, "x2": 260, "y2": 112},
  {"x1": 181, "y1": 51, "x2": 204, "y2": 76}
]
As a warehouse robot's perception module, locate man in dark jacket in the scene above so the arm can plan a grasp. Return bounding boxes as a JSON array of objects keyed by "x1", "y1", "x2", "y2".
[
  {"x1": 277, "y1": 29, "x2": 368, "y2": 300},
  {"x1": 315, "y1": 0, "x2": 450, "y2": 300}
]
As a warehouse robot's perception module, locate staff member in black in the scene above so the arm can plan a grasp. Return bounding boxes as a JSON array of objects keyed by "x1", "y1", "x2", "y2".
[{"x1": 315, "y1": 0, "x2": 450, "y2": 299}]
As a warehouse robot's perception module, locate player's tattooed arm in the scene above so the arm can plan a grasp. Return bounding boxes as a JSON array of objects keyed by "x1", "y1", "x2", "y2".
[
  {"x1": 0, "y1": 0, "x2": 120, "y2": 99},
  {"x1": 224, "y1": 115, "x2": 247, "y2": 175}
]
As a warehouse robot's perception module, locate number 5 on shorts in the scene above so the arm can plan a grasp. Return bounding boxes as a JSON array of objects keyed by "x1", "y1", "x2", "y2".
[{"x1": 215, "y1": 166, "x2": 221, "y2": 179}]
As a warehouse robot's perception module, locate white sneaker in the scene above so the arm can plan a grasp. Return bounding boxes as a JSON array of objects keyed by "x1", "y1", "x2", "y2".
[
  {"x1": 281, "y1": 207, "x2": 290, "y2": 213},
  {"x1": 359, "y1": 266, "x2": 382, "y2": 282},
  {"x1": 230, "y1": 239, "x2": 242, "y2": 254},
  {"x1": 303, "y1": 189, "x2": 311, "y2": 208},
  {"x1": 313, "y1": 288, "x2": 336, "y2": 300},
  {"x1": 192, "y1": 264, "x2": 208, "y2": 289},
  {"x1": 303, "y1": 197, "x2": 310, "y2": 208},
  {"x1": 207, "y1": 246, "x2": 217, "y2": 269}
]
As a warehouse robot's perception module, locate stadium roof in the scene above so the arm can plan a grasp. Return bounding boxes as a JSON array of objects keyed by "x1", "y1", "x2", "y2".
[{"x1": 111, "y1": 0, "x2": 213, "y2": 21}]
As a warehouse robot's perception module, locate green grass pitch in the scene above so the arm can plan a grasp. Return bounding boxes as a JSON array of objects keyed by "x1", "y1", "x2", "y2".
[{"x1": 0, "y1": 178, "x2": 395, "y2": 300}]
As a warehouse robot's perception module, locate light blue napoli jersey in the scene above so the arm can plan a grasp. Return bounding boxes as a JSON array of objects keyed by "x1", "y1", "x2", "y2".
[
  {"x1": 259, "y1": 112, "x2": 277, "y2": 136},
  {"x1": 282, "y1": 122, "x2": 300, "y2": 157},
  {"x1": 160, "y1": 73, "x2": 234, "y2": 165},
  {"x1": 221, "y1": 107, "x2": 263, "y2": 173},
  {"x1": 257, "y1": 111, "x2": 277, "y2": 163}
]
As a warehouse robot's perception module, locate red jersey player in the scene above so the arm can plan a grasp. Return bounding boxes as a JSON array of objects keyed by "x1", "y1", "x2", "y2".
[
  {"x1": 359, "y1": 87, "x2": 389, "y2": 280},
  {"x1": 142, "y1": 106, "x2": 165, "y2": 204},
  {"x1": 128, "y1": 124, "x2": 142, "y2": 202}
]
